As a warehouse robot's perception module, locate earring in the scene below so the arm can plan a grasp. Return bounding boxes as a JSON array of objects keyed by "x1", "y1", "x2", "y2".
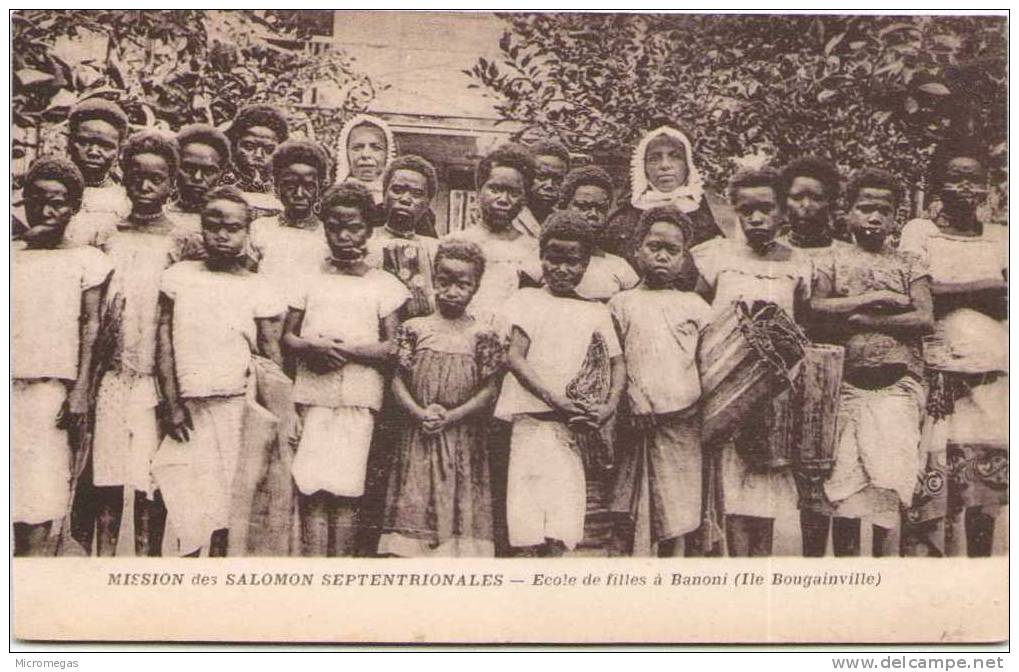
[{"x1": 312, "y1": 201, "x2": 322, "y2": 216}]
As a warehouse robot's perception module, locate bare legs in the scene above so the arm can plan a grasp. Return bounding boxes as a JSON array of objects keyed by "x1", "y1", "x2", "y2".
[
  {"x1": 725, "y1": 514, "x2": 773, "y2": 557},
  {"x1": 13, "y1": 521, "x2": 53, "y2": 556},
  {"x1": 299, "y1": 492, "x2": 360, "y2": 557}
]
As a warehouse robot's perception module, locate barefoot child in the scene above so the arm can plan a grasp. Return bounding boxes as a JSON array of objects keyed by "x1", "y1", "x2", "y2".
[
  {"x1": 692, "y1": 166, "x2": 813, "y2": 557},
  {"x1": 153, "y1": 187, "x2": 285, "y2": 557},
  {"x1": 494, "y1": 210, "x2": 626, "y2": 556},
  {"x1": 283, "y1": 182, "x2": 409, "y2": 557},
  {"x1": 812, "y1": 168, "x2": 933, "y2": 557},
  {"x1": 378, "y1": 239, "x2": 504, "y2": 556},
  {"x1": 88, "y1": 130, "x2": 198, "y2": 556},
  {"x1": 13, "y1": 158, "x2": 112, "y2": 555},
  {"x1": 609, "y1": 206, "x2": 712, "y2": 556}
]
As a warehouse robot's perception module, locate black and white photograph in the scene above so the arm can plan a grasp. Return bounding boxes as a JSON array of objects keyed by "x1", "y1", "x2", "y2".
[{"x1": 8, "y1": 9, "x2": 1009, "y2": 646}]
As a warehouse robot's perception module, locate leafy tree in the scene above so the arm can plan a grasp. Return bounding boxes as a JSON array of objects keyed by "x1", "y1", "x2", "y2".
[
  {"x1": 12, "y1": 10, "x2": 378, "y2": 173},
  {"x1": 467, "y1": 14, "x2": 1006, "y2": 216}
]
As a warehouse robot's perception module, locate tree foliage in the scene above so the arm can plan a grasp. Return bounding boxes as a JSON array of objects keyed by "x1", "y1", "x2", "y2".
[
  {"x1": 12, "y1": 10, "x2": 378, "y2": 165},
  {"x1": 467, "y1": 14, "x2": 1006, "y2": 210}
]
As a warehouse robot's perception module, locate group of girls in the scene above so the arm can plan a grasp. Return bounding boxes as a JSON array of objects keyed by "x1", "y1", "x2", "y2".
[{"x1": 12, "y1": 99, "x2": 1006, "y2": 559}]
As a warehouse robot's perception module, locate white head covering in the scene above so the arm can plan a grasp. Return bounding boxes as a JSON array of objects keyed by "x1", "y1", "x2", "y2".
[
  {"x1": 629, "y1": 125, "x2": 705, "y2": 213},
  {"x1": 333, "y1": 113, "x2": 398, "y2": 203}
]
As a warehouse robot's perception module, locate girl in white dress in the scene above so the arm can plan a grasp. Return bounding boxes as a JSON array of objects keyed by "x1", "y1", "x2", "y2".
[{"x1": 283, "y1": 182, "x2": 409, "y2": 556}]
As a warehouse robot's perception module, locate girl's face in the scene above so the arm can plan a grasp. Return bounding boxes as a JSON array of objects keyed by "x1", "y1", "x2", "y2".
[
  {"x1": 847, "y1": 187, "x2": 896, "y2": 252},
  {"x1": 124, "y1": 152, "x2": 172, "y2": 212},
  {"x1": 637, "y1": 221, "x2": 687, "y2": 288},
  {"x1": 201, "y1": 198, "x2": 250, "y2": 260},
  {"x1": 567, "y1": 184, "x2": 612, "y2": 231},
  {"x1": 69, "y1": 118, "x2": 120, "y2": 183},
  {"x1": 433, "y1": 257, "x2": 480, "y2": 318},
  {"x1": 384, "y1": 168, "x2": 430, "y2": 230},
  {"x1": 278, "y1": 162, "x2": 320, "y2": 219},
  {"x1": 235, "y1": 125, "x2": 280, "y2": 174},
  {"x1": 541, "y1": 238, "x2": 589, "y2": 295},
  {"x1": 941, "y1": 156, "x2": 988, "y2": 214},
  {"x1": 479, "y1": 165, "x2": 526, "y2": 230},
  {"x1": 24, "y1": 179, "x2": 77, "y2": 245},
  {"x1": 532, "y1": 154, "x2": 568, "y2": 210},
  {"x1": 347, "y1": 124, "x2": 388, "y2": 182},
  {"x1": 733, "y1": 185, "x2": 781, "y2": 250},
  {"x1": 178, "y1": 141, "x2": 224, "y2": 208},
  {"x1": 786, "y1": 175, "x2": 831, "y2": 234},
  {"x1": 323, "y1": 204, "x2": 370, "y2": 261},
  {"x1": 644, "y1": 134, "x2": 689, "y2": 193}
]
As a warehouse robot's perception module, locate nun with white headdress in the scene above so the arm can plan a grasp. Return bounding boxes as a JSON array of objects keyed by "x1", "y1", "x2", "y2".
[
  {"x1": 603, "y1": 120, "x2": 740, "y2": 289},
  {"x1": 334, "y1": 113, "x2": 438, "y2": 237}
]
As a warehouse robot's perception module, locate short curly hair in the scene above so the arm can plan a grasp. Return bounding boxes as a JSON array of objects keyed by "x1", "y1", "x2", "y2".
[
  {"x1": 476, "y1": 143, "x2": 536, "y2": 193},
  {"x1": 434, "y1": 238, "x2": 486, "y2": 282},
  {"x1": 227, "y1": 105, "x2": 289, "y2": 145},
  {"x1": 270, "y1": 140, "x2": 332, "y2": 190},
  {"x1": 320, "y1": 180, "x2": 376, "y2": 226},
  {"x1": 539, "y1": 209, "x2": 594, "y2": 254},
  {"x1": 528, "y1": 138, "x2": 571, "y2": 167},
  {"x1": 24, "y1": 156, "x2": 85, "y2": 208},
  {"x1": 559, "y1": 165, "x2": 615, "y2": 208},
  {"x1": 634, "y1": 205, "x2": 693, "y2": 250},
  {"x1": 780, "y1": 156, "x2": 840, "y2": 203},
  {"x1": 845, "y1": 167, "x2": 902, "y2": 208},
  {"x1": 383, "y1": 155, "x2": 439, "y2": 200},
  {"x1": 928, "y1": 137, "x2": 989, "y2": 193},
  {"x1": 68, "y1": 97, "x2": 130, "y2": 140},
  {"x1": 120, "y1": 129, "x2": 180, "y2": 178},
  {"x1": 177, "y1": 123, "x2": 231, "y2": 167},
  {"x1": 202, "y1": 185, "x2": 253, "y2": 224},
  {"x1": 727, "y1": 165, "x2": 784, "y2": 204}
]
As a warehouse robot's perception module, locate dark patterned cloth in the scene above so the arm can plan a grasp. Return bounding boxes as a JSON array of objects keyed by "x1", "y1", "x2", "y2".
[{"x1": 220, "y1": 164, "x2": 274, "y2": 194}]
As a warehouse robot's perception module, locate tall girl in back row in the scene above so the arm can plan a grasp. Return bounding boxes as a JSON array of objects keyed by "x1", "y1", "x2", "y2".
[{"x1": 899, "y1": 139, "x2": 1008, "y2": 557}]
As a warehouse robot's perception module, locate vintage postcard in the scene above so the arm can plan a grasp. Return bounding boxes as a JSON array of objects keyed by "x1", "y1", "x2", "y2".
[{"x1": 9, "y1": 9, "x2": 1008, "y2": 644}]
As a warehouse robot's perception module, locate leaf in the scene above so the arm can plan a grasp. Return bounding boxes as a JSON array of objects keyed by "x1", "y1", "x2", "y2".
[
  {"x1": 873, "y1": 110, "x2": 893, "y2": 125},
  {"x1": 15, "y1": 68, "x2": 54, "y2": 88},
  {"x1": 918, "y1": 82, "x2": 950, "y2": 96},
  {"x1": 873, "y1": 60, "x2": 904, "y2": 77},
  {"x1": 932, "y1": 34, "x2": 963, "y2": 50},
  {"x1": 878, "y1": 22, "x2": 919, "y2": 39},
  {"x1": 904, "y1": 96, "x2": 919, "y2": 114},
  {"x1": 817, "y1": 89, "x2": 838, "y2": 103},
  {"x1": 849, "y1": 40, "x2": 867, "y2": 50},
  {"x1": 824, "y1": 33, "x2": 845, "y2": 56}
]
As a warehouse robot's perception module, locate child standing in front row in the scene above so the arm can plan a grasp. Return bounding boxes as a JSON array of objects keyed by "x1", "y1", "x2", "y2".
[
  {"x1": 13, "y1": 158, "x2": 112, "y2": 556},
  {"x1": 283, "y1": 182, "x2": 409, "y2": 557},
  {"x1": 692, "y1": 166, "x2": 813, "y2": 557},
  {"x1": 609, "y1": 207, "x2": 712, "y2": 557},
  {"x1": 494, "y1": 210, "x2": 626, "y2": 556},
  {"x1": 153, "y1": 187, "x2": 285, "y2": 557},
  {"x1": 379, "y1": 239, "x2": 504, "y2": 557}
]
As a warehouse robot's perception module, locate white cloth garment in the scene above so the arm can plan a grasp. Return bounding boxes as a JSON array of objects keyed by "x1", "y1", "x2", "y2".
[
  {"x1": 506, "y1": 416, "x2": 587, "y2": 550},
  {"x1": 13, "y1": 379, "x2": 72, "y2": 524},
  {"x1": 152, "y1": 395, "x2": 246, "y2": 556},
  {"x1": 825, "y1": 377, "x2": 926, "y2": 508},
  {"x1": 92, "y1": 371, "x2": 161, "y2": 493},
  {"x1": 332, "y1": 113, "x2": 398, "y2": 203},
  {"x1": 291, "y1": 405, "x2": 375, "y2": 497},
  {"x1": 629, "y1": 125, "x2": 706, "y2": 213}
]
